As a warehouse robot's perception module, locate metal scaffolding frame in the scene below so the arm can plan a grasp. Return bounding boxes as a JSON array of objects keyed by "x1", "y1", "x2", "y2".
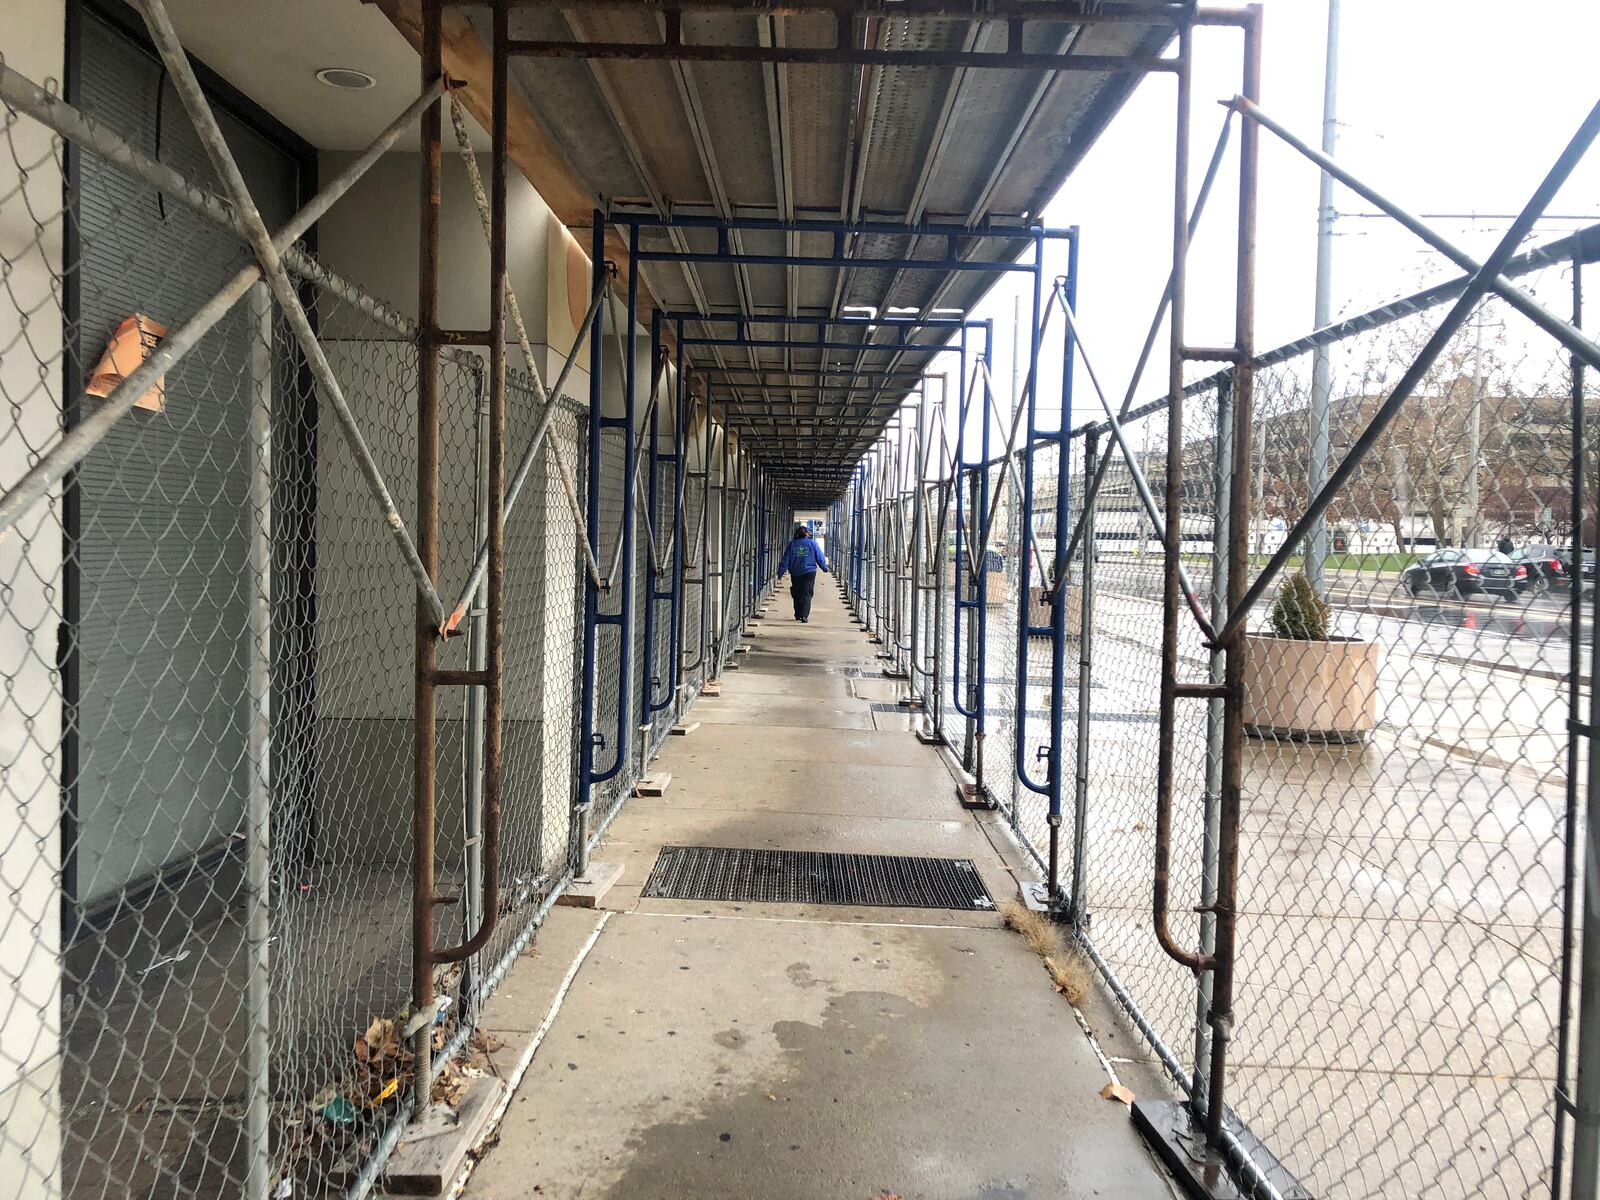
[
  {"x1": 832, "y1": 34, "x2": 1600, "y2": 1200},
  {"x1": 829, "y1": 8, "x2": 1277, "y2": 1193},
  {"x1": 8, "y1": 0, "x2": 1600, "y2": 1197}
]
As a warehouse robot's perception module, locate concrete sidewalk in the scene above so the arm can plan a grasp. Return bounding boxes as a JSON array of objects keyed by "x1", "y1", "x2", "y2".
[{"x1": 457, "y1": 582, "x2": 1177, "y2": 1200}]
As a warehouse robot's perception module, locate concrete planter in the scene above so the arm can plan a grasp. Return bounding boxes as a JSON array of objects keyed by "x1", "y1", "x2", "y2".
[
  {"x1": 1241, "y1": 634, "x2": 1379, "y2": 743},
  {"x1": 1027, "y1": 584, "x2": 1082, "y2": 635},
  {"x1": 943, "y1": 564, "x2": 1008, "y2": 604}
]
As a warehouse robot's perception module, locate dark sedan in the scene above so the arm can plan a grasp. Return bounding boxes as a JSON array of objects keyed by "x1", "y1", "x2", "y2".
[
  {"x1": 1402, "y1": 548, "x2": 1527, "y2": 601},
  {"x1": 1508, "y1": 544, "x2": 1572, "y2": 595}
]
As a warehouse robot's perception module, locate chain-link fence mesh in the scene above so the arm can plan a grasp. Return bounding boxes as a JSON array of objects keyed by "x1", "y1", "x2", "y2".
[
  {"x1": 1062, "y1": 376, "x2": 1222, "y2": 1106},
  {"x1": 642, "y1": 460, "x2": 678, "y2": 756},
  {"x1": 591, "y1": 434, "x2": 633, "y2": 824},
  {"x1": 481, "y1": 378, "x2": 585, "y2": 989},
  {"x1": 9, "y1": 17, "x2": 1600, "y2": 1200},
  {"x1": 1212, "y1": 259, "x2": 1590, "y2": 1199},
  {"x1": 980, "y1": 460, "x2": 1024, "y2": 830},
  {"x1": 0, "y1": 70, "x2": 613, "y2": 1198},
  {"x1": 837, "y1": 237, "x2": 1598, "y2": 1200},
  {"x1": 681, "y1": 468, "x2": 708, "y2": 700}
]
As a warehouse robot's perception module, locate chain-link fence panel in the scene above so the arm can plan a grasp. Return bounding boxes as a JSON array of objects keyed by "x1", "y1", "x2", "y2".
[
  {"x1": 0, "y1": 59, "x2": 619, "y2": 1194},
  {"x1": 907, "y1": 483, "x2": 934, "y2": 718},
  {"x1": 592, "y1": 434, "x2": 633, "y2": 824},
  {"x1": 0, "y1": 68, "x2": 502, "y2": 1191},
  {"x1": 1217, "y1": 259, "x2": 1591, "y2": 1200},
  {"x1": 481, "y1": 380, "x2": 586, "y2": 988},
  {"x1": 1010, "y1": 441, "x2": 1064, "y2": 864},
  {"x1": 933, "y1": 478, "x2": 965, "y2": 760},
  {"x1": 980, "y1": 461, "x2": 1025, "y2": 830},
  {"x1": 1071, "y1": 384, "x2": 1217, "y2": 1099},
  {"x1": 1, "y1": 115, "x2": 301, "y2": 1200},
  {"x1": 681, "y1": 471, "x2": 707, "y2": 699},
  {"x1": 1051, "y1": 239, "x2": 1599, "y2": 1200},
  {"x1": 268, "y1": 283, "x2": 481, "y2": 1198},
  {"x1": 642, "y1": 459, "x2": 678, "y2": 755},
  {"x1": 888, "y1": 492, "x2": 913, "y2": 680}
]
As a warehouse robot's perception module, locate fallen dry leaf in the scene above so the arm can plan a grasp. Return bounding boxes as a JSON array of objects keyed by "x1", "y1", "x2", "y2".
[
  {"x1": 432, "y1": 1059, "x2": 467, "y2": 1107},
  {"x1": 361, "y1": 1017, "x2": 401, "y2": 1062},
  {"x1": 1099, "y1": 1082, "x2": 1135, "y2": 1105}
]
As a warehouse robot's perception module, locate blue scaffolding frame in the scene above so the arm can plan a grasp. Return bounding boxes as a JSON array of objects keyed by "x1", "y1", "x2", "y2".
[{"x1": 568, "y1": 210, "x2": 1080, "y2": 897}]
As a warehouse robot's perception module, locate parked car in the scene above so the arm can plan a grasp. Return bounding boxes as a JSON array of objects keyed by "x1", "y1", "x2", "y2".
[
  {"x1": 1508, "y1": 544, "x2": 1572, "y2": 595},
  {"x1": 1402, "y1": 548, "x2": 1527, "y2": 601}
]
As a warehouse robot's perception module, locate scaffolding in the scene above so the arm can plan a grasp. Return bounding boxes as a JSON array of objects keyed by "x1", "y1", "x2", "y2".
[
  {"x1": 835, "y1": 104, "x2": 1600, "y2": 1200},
  {"x1": 5, "y1": 1, "x2": 1600, "y2": 1198}
]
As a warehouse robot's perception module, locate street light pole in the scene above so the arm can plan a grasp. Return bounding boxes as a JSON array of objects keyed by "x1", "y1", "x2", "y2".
[
  {"x1": 1466, "y1": 309, "x2": 1484, "y2": 548},
  {"x1": 1307, "y1": 0, "x2": 1342, "y2": 593}
]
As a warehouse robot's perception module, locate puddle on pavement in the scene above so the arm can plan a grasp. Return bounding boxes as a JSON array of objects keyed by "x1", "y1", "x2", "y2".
[{"x1": 1350, "y1": 600, "x2": 1573, "y2": 642}]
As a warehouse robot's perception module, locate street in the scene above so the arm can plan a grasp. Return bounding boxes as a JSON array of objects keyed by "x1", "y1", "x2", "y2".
[{"x1": 1094, "y1": 553, "x2": 1587, "y2": 682}]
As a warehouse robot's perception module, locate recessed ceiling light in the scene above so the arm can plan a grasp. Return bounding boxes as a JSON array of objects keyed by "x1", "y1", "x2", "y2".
[{"x1": 316, "y1": 67, "x2": 377, "y2": 90}]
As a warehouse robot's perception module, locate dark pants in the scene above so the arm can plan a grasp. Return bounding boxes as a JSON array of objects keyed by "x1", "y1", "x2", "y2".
[{"x1": 790, "y1": 571, "x2": 817, "y2": 620}]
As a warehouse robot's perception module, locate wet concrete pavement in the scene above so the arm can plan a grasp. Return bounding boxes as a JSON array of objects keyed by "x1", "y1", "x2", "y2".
[{"x1": 456, "y1": 584, "x2": 1179, "y2": 1200}]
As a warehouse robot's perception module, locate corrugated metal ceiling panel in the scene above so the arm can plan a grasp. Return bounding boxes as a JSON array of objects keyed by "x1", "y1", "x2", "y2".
[{"x1": 480, "y1": 4, "x2": 1172, "y2": 501}]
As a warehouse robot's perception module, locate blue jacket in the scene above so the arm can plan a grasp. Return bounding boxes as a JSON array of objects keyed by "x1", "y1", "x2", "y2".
[{"x1": 778, "y1": 536, "x2": 829, "y2": 577}]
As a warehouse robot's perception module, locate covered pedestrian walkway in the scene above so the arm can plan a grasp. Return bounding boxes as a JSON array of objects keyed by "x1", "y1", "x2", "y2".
[
  {"x1": 14, "y1": 3, "x2": 1600, "y2": 1199},
  {"x1": 458, "y1": 580, "x2": 1175, "y2": 1199}
]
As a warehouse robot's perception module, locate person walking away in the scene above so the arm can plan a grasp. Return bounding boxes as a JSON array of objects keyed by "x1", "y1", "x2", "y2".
[
  {"x1": 777, "y1": 525, "x2": 829, "y2": 622},
  {"x1": 1496, "y1": 532, "x2": 1515, "y2": 556}
]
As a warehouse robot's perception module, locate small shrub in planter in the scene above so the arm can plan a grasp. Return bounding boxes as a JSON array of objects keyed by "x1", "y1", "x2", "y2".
[
  {"x1": 1268, "y1": 571, "x2": 1330, "y2": 641},
  {"x1": 1242, "y1": 571, "x2": 1379, "y2": 743}
]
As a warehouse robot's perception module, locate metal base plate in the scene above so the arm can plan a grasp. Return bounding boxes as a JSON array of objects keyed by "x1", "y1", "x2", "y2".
[
  {"x1": 1131, "y1": 1100, "x2": 1312, "y2": 1200},
  {"x1": 1131, "y1": 1101, "x2": 1244, "y2": 1200},
  {"x1": 956, "y1": 780, "x2": 996, "y2": 811},
  {"x1": 915, "y1": 723, "x2": 942, "y2": 745},
  {"x1": 1018, "y1": 881, "x2": 1063, "y2": 915}
]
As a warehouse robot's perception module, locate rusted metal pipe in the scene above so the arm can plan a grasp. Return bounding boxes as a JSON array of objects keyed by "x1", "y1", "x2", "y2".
[
  {"x1": 1152, "y1": 20, "x2": 1206, "y2": 978},
  {"x1": 412, "y1": 0, "x2": 444, "y2": 1113},
  {"x1": 432, "y1": 0, "x2": 510, "y2": 967},
  {"x1": 1205, "y1": 4, "x2": 1261, "y2": 1152}
]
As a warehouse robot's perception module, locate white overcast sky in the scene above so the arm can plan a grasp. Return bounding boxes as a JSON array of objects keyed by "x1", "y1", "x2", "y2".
[{"x1": 946, "y1": 0, "x2": 1600, "y2": 441}]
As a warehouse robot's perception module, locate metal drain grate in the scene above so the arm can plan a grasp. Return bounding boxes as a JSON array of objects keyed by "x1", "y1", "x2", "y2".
[{"x1": 642, "y1": 845, "x2": 994, "y2": 910}]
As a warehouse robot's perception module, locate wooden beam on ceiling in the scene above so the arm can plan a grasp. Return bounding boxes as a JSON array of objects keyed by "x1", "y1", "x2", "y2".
[{"x1": 371, "y1": 0, "x2": 669, "y2": 335}]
